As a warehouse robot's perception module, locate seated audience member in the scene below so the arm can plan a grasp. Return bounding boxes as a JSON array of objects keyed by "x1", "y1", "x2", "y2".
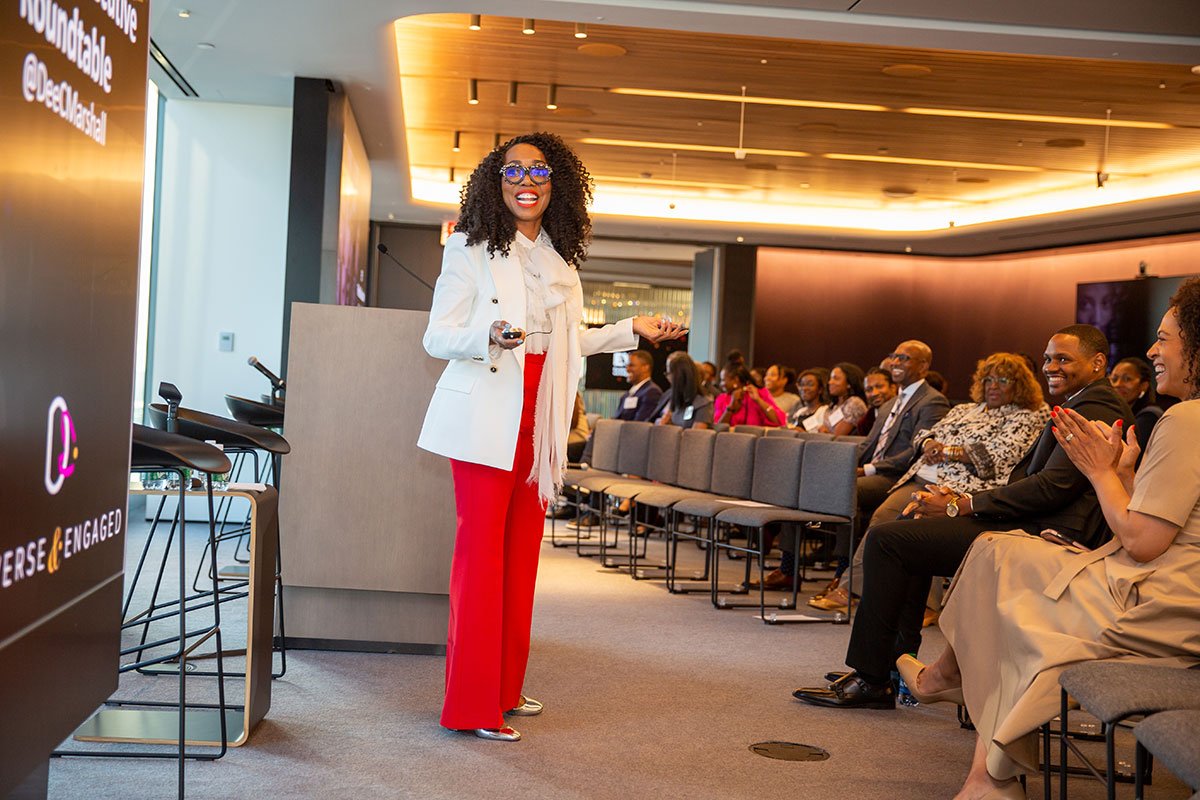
[
  {"x1": 811, "y1": 353, "x2": 1048, "y2": 611},
  {"x1": 750, "y1": 366, "x2": 766, "y2": 388},
  {"x1": 818, "y1": 362, "x2": 869, "y2": 436},
  {"x1": 787, "y1": 368, "x2": 830, "y2": 430},
  {"x1": 771, "y1": 345, "x2": 948, "y2": 591},
  {"x1": 618, "y1": 349, "x2": 663, "y2": 421},
  {"x1": 792, "y1": 324, "x2": 1132, "y2": 710},
  {"x1": 764, "y1": 364, "x2": 801, "y2": 416},
  {"x1": 697, "y1": 361, "x2": 719, "y2": 396},
  {"x1": 874, "y1": 353, "x2": 1048, "y2": 526},
  {"x1": 715, "y1": 364, "x2": 784, "y2": 428},
  {"x1": 657, "y1": 351, "x2": 713, "y2": 430},
  {"x1": 567, "y1": 394, "x2": 589, "y2": 464},
  {"x1": 924, "y1": 370, "x2": 948, "y2": 398},
  {"x1": 855, "y1": 341, "x2": 951, "y2": 526},
  {"x1": 1109, "y1": 356, "x2": 1164, "y2": 453},
  {"x1": 899, "y1": 280, "x2": 1200, "y2": 800},
  {"x1": 860, "y1": 366, "x2": 897, "y2": 435}
]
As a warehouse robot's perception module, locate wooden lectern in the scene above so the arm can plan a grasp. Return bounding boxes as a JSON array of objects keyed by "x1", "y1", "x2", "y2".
[{"x1": 279, "y1": 303, "x2": 454, "y2": 652}]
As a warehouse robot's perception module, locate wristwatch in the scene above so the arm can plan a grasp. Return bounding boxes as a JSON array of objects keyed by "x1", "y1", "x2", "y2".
[{"x1": 946, "y1": 494, "x2": 961, "y2": 517}]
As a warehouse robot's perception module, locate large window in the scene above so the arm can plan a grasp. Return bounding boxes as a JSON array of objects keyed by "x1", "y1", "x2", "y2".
[{"x1": 132, "y1": 80, "x2": 161, "y2": 423}]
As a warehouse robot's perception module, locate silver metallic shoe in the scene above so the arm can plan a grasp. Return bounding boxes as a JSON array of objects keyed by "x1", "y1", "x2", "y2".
[
  {"x1": 473, "y1": 726, "x2": 521, "y2": 742},
  {"x1": 506, "y1": 696, "x2": 544, "y2": 716}
]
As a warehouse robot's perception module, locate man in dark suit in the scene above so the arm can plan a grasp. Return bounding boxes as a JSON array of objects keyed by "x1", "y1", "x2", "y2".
[
  {"x1": 856, "y1": 340, "x2": 952, "y2": 522},
  {"x1": 761, "y1": 341, "x2": 949, "y2": 591},
  {"x1": 616, "y1": 350, "x2": 663, "y2": 422},
  {"x1": 794, "y1": 324, "x2": 1132, "y2": 709}
]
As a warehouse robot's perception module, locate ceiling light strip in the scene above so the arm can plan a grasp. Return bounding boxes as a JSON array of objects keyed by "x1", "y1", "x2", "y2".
[
  {"x1": 826, "y1": 153, "x2": 1043, "y2": 172},
  {"x1": 593, "y1": 174, "x2": 755, "y2": 190},
  {"x1": 609, "y1": 87, "x2": 1175, "y2": 129},
  {"x1": 580, "y1": 137, "x2": 810, "y2": 158},
  {"x1": 899, "y1": 106, "x2": 1173, "y2": 129},
  {"x1": 609, "y1": 87, "x2": 887, "y2": 113}
]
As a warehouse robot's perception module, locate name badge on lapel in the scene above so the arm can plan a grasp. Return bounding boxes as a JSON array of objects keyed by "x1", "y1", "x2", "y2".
[
  {"x1": 623, "y1": 396, "x2": 639, "y2": 410},
  {"x1": 683, "y1": 405, "x2": 695, "y2": 421}
]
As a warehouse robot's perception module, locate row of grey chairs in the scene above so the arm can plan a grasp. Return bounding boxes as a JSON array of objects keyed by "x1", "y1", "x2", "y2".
[{"x1": 560, "y1": 420, "x2": 859, "y2": 622}]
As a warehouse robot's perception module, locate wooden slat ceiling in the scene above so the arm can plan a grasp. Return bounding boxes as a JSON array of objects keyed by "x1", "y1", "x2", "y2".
[{"x1": 396, "y1": 13, "x2": 1200, "y2": 221}]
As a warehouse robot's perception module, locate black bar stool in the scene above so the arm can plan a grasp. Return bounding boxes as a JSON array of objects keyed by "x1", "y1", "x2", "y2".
[
  {"x1": 144, "y1": 403, "x2": 291, "y2": 678},
  {"x1": 56, "y1": 424, "x2": 233, "y2": 799}
]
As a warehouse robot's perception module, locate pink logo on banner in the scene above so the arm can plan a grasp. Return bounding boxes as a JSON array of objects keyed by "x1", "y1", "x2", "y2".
[{"x1": 44, "y1": 396, "x2": 78, "y2": 495}]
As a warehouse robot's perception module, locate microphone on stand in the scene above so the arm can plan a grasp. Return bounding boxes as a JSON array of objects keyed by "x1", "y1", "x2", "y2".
[
  {"x1": 247, "y1": 356, "x2": 285, "y2": 391},
  {"x1": 377, "y1": 243, "x2": 436, "y2": 292}
]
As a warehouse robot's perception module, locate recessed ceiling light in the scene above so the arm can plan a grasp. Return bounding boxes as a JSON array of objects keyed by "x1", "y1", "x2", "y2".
[
  {"x1": 522, "y1": 18, "x2": 536, "y2": 35},
  {"x1": 574, "y1": 23, "x2": 588, "y2": 39},
  {"x1": 197, "y1": 42, "x2": 215, "y2": 49},
  {"x1": 468, "y1": 14, "x2": 481, "y2": 31},
  {"x1": 1192, "y1": 65, "x2": 1200, "y2": 75},
  {"x1": 468, "y1": 78, "x2": 479, "y2": 105},
  {"x1": 578, "y1": 43, "x2": 627, "y2": 57},
  {"x1": 1045, "y1": 138, "x2": 1086, "y2": 148},
  {"x1": 736, "y1": 236, "x2": 745, "y2": 242},
  {"x1": 177, "y1": 9, "x2": 191, "y2": 18},
  {"x1": 800, "y1": 182, "x2": 810, "y2": 189},
  {"x1": 882, "y1": 64, "x2": 932, "y2": 77},
  {"x1": 546, "y1": 84, "x2": 558, "y2": 110}
]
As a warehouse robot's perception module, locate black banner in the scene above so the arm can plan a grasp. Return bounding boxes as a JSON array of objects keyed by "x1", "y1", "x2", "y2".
[{"x1": 1, "y1": 0, "x2": 148, "y2": 790}]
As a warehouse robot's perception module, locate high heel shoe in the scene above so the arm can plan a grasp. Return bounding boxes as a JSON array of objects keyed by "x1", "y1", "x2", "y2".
[
  {"x1": 505, "y1": 696, "x2": 544, "y2": 716},
  {"x1": 896, "y1": 654, "x2": 965, "y2": 706},
  {"x1": 979, "y1": 779, "x2": 1024, "y2": 799},
  {"x1": 473, "y1": 726, "x2": 521, "y2": 741}
]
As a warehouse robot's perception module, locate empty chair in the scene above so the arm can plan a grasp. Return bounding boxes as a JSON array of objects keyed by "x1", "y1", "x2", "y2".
[
  {"x1": 670, "y1": 432, "x2": 759, "y2": 604},
  {"x1": 598, "y1": 425, "x2": 683, "y2": 575},
  {"x1": 711, "y1": 436, "x2": 805, "y2": 616},
  {"x1": 1134, "y1": 710, "x2": 1200, "y2": 800},
  {"x1": 1054, "y1": 662, "x2": 1200, "y2": 799},
  {"x1": 732, "y1": 424, "x2": 767, "y2": 437}
]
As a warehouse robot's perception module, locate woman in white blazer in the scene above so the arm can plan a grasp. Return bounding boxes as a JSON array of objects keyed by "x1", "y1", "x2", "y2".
[{"x1": 418, "y1": 132, "x2": 684, "y2": 741}]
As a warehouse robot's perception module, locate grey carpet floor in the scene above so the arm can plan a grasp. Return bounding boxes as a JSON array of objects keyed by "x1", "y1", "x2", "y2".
[{"x1": 47, "y1": 514, "x2": 1191, "y2": 799}]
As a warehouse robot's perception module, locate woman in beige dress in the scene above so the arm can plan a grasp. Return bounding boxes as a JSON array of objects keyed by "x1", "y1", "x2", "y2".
[{"x1": 898, "y1": 276, "x2": 1200, "y2": 800}]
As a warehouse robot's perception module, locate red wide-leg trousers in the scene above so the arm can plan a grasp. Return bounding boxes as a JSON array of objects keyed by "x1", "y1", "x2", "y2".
[{"x1": 441, "y1": 353, "x2": 548, "y2": 730}]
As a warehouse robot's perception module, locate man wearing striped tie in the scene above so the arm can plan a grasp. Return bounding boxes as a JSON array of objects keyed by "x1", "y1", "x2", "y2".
[{"x1": 855, "y1": 340, "x2": 952, "y2": 527}]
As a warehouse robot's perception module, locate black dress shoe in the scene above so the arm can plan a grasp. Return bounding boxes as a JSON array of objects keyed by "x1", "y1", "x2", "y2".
[{"x1": 793, "y1": 672, "x2": 895, "y2": 710}]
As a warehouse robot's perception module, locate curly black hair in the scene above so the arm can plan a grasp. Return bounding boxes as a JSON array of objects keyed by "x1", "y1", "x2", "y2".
[
  {"x1": 456, "y1": 132, "x2": 594, "y2": 267},
  {"x1": 1168, "y1": 276, "x2": 1200, "y2": 396}
]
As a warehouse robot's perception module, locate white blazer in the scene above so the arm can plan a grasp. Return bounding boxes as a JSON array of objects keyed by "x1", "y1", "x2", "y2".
[{"x1": 417, "y1": 232, "x2": 637, "y2": 471}]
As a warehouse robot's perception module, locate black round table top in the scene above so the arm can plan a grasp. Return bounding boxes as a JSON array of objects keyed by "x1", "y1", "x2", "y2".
[
  {"x1": 225, "y1": 395, "x2": 285, "y2": 428},
  {"x1": 132, "y1": 424, "x2": 234, "y2": 474},
  {"x1": 147, "y1": 404, "x2": 291, "y2": 455}
]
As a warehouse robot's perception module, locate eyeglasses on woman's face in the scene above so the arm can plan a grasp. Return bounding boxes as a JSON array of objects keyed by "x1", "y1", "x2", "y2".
[
  {"x1": 500, "y1": 161, "x2": 553, "y2": 185},
  {"x1": 983, "y1": 375, "x2": 1013, "y2": 386}
]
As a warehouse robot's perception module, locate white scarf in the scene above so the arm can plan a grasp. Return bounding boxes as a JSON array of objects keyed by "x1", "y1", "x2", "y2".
[{"x1": 514, "y1": 233, "x2": 581, "y2": 506}]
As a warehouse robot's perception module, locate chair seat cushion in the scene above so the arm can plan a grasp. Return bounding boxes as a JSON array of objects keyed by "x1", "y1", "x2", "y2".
[
  {"x1": 1059, "y1": 662, "x2": 1200, "y2": 723},
  {"x1": 630, "y1": 487, "x2": 712, "y2": 509},
  {"x1": 672, "y1": 495, "x2": 745, "y2": 518},
  {"x1": 1133, "y1": 710, "x2": 1200, "y2": 790}
]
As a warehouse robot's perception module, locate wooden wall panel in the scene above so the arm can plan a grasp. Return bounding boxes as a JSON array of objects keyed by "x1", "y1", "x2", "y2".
[{"x1": 754, "y1": 233, "x2": 1200, "y2": 400}]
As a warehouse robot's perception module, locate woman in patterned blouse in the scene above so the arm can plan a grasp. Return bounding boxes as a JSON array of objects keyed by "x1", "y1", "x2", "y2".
[
  {"x1": 809, "y1": 353, "x2": 1048, "y2": 612},
  {"x1": 874, "y1": 352, "x2": 1049, "y2": 525}
]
